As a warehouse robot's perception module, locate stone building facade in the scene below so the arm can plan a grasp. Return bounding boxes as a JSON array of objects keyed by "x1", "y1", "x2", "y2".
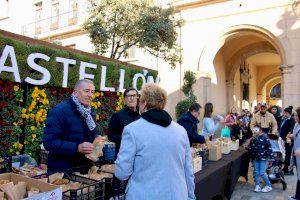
[{"x1": 0, "y1": 0, "x2": 299, "y2": 117}]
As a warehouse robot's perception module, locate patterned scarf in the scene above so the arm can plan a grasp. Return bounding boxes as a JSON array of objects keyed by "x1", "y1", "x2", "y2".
[{"x1": 71, "y1": 94, "x2": 96, "y2": 131}]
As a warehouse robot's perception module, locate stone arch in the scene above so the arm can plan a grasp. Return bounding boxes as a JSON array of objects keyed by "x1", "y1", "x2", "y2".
[
  {"x1": 197, "y1": 24, "x2": 287, "y2": 112},
  {"x1": 226, "y1": 41, "x2": 277, "y2": 81},
  {"x1": 197, "y1": 24, "x2": 287, "y2": 74},
  {"x1": 257, "y1": 72, "x2": 281, "y2": 94}
]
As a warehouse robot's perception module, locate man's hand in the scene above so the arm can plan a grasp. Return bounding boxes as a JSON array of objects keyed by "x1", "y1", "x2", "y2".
[
  {"x1": 78, "y1": 142, "x2": 94, "y2": 154},
  {"x1": 295, "y1": 149, "x2": 300, "y2": 157}
]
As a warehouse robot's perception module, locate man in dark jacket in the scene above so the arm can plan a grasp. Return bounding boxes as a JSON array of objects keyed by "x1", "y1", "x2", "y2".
[
  {"x1": 108, "y1": 88, "x2": 139, "y2": 158},
  {"x1": 177, "y1": 103, "x2": 205, "y2": 146},
  {"x1": 43, "y1": 79, "x2": 99, "y2": 172},
  {"x1": 279, "y1": 107, "x2": 295, "y2": 174}
]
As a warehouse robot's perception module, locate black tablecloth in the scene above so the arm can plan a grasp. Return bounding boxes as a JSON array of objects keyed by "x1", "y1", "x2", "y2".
[
  {"x1": 194, "y1": 148, "x2": 248, "y2": 200},
  {"x1": 194, "y1": 160, "x2": 231, "y2": 200},
  {"x1": 222, "y1": 148, "x2": 248, "y2": 199}
]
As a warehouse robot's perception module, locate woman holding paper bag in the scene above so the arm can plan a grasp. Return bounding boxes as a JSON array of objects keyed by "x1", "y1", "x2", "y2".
[
  {"x1": 202, "y1": 103, "x2": 223, "y2": 140},
  {"x1": 115, "y1": 83, "x2": 196, "y2": 200}
]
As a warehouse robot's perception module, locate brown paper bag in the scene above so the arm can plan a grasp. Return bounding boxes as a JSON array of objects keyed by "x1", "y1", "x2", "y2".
[
  {"x1": 0, "y1": 180, "x2": 9, "y2": 186},
  {"x1": 0, "y1": 182, "x2": 14, "y2": 192},
  {"x1": 49, "y1": 173, "x2": 64, "y2": 184},
  {"x1": 85, "y1": 136, "x2": 106, "y2": 161},
  {"x1": 27, "y1": 187, "x2": 39, "y2": 197},
  {"x1": 208, "y1": 143, "x2": 222, "y2": 161}
]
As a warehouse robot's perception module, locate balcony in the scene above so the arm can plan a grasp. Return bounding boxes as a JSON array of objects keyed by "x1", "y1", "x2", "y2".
[{"x1": 22, "y1": 10, "x2": 85, "y2": 39}]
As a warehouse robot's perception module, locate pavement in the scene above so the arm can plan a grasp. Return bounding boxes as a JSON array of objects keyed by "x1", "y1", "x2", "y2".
[{"x1": 230, "y1": 166, "x2": 297, "y2": 200}]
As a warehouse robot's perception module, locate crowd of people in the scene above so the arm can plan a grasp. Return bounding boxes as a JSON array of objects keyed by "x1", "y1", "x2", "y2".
[{"x1": 41, "y1": 79, "x2": 300, "y2": 200}]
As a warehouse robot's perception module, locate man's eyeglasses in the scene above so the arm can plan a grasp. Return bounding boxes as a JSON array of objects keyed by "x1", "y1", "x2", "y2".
[{"x1": 125, "y1": 94, "x2": 138, "y2": 98}]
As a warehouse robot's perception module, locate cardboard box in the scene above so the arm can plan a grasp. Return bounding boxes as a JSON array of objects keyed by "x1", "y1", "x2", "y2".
[{"x1": 0, "y1": 173, "x2": 62, "y2": 200}]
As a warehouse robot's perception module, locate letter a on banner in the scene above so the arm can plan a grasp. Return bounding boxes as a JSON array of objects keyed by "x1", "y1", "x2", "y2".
[{"x1": 0, "y1": 45, "x2": 21, "y2": 82}]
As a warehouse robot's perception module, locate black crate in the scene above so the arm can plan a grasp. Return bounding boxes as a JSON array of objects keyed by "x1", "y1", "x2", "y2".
[
  {"x1": 0, "y1": 156, "x2": 12, "y2": 174},
  {"x1": 68, "y1": 164, "x2": 126, "y2": 200},
  {"x1": 197, "y1": 149, "x2": 209, "y2": 168},
  {"x1": 33, "y1": 172, "x2": 106, "y2": 200}
]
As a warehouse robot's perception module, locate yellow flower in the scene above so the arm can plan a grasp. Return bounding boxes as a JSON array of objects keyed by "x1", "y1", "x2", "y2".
[
  {"x1": 21, "y1": 108, "x2": 27, "y2": 114},
  {"x1": 24, "y1": 141, "x2": 28, "y2": 145},
  {"x1": 13, "y1": 122, "x2": 18, "y2": 126},
  {"x1": 18, "y1": 143, "x2": 23, "y2": 149},
  {"x1": 100, "y1": 92, "x2": 104, "y2": 96},
  {"x1": 21, "y1": 114, "x2": 27, "y2": 118},
  {"x1": 13, "y1": 85, "x2": 19, "y2": 91},
  {"x1": 96, "y1": 114, "x2": 100, "y2": 121},
  {"x1": 115, "y1": 106, "x2": 121, "y2": 111},
  {"x1": 16, "y1": 152, "x2": 20, "y2": 155},
  {"x1": 97, "y1": 102, "x2": 101, "y2": 107},
  {"x1": 30, "y1": 126, "x2": 36, "y2": 131},
  {"x1": 32, "y1": 134, "x2": 36, "y2": 139}
]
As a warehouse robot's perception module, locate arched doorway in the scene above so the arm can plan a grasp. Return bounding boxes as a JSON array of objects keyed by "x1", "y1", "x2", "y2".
[{"x1": 198, "y1": 25, "x2": 286, "y2": 114}]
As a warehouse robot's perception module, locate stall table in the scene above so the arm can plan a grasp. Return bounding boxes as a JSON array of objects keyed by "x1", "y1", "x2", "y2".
[{"x1": 194, "y1": 148, "x2": 248, "y2": 200}]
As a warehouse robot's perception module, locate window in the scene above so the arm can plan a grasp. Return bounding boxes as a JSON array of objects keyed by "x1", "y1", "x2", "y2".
[
  {"x1": 68, "y1": 0, "x2": 78, "y2": 25},
  {"x1": 270, "y1": 83, "x2": 281, "y2": 99},
  {"x1": 0, "y1": 0, "x2": 9, "y2": 20},
  {"x1": 35, "y1": 2, "x2": 42, "y2": 34},
  {"x1": 51, "y1": 0, "x2": 59, "y2": 30}
]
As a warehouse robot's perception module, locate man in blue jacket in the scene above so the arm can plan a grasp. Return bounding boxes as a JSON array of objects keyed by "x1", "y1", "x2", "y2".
[
  {"x1": 177, "y1": 103, "x2": 205, "y2": 146},
  {"x1": 43, "y1": 79, "x2": 98, "y2": 172}
]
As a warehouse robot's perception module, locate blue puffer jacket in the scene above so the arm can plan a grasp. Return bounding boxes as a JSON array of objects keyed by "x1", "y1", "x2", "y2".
[{"x1": 43, "y1": 98, "x2": 98, "y2": 172}]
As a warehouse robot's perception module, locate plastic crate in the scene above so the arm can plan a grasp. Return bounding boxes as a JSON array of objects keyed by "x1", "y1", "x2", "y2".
[
  {"x1": 34, "y1": 172, "x2": 106, "y2": 200},
  {"x1": 0, "y1": 156, "x2": 12, "y2": 174},
  {"x1": 68, "y1": 164, "x2": 126, "y2": 200}
]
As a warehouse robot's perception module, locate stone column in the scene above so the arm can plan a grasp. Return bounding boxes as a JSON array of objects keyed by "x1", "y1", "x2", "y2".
[
  {"x1": 226, "y1": 80, "x2": 235, "y2": 113},
  {"x1": 196, "y1": 72, "x2": 212, "y2": 106},
  {"x1": 279, "y1": 64, "x2": 293, "y2": 108}
]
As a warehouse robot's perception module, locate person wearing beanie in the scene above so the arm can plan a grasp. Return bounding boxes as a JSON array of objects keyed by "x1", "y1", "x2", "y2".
[{"x1": 279, "y1": 107, "x2": 295, "y2": 174}]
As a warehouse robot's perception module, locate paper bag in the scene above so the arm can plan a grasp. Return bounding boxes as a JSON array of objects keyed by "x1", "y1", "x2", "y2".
[
  {"x1": 208, "y1": 142, "x2": 222, "y2": 161},
  {"x1": 85, "y1": 136, "x2": 106, "y2": 161}
]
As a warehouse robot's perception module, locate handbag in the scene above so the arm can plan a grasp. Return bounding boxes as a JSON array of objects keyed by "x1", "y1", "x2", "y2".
[{"x1": 221, "y1": 126, "x2": 231, "y2": 138}]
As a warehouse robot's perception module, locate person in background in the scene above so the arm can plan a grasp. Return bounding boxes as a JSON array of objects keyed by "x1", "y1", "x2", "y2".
[
  {"x1": 287, "y1": 107, "x2": 300, "y2": 200},
  {"x1": 289, "y1": 105, "x2": 295, "y2": 118},
  {"x1": 270, "y1": 105, "x2": 282, "y2": 130},
  {"x1": 225, "y1": 107, "x2": 241, "y2": 140},
  {"x1": 241, "y1": 111, "x2": 253, "y2": 143},
  {"x1": 247, "y1": 125, "x2": 273, "y2": 193},
  {"x1": 279, "y1": 107, "x2": 295, "y2": 175},
  {"x1": 254, "y1": 103, "x2": 261, "y2": 114},
  {"x1": 108, "y1": 88, "x2": 139, "y2": 158},
  {"x1": 115, "y1": 83, "x2": 196, "y2": 200},
  {"x1": 202, "y1": 102, "x2": 223, "y2": 140},
  {"x1": 250, "y1": 103, "x2": 278, "y2": 134},
  {"x1": 43, "y1": 79, "x2": 101, "y2": 172},
  {"x1": 177, "y1": 103, "x2": 205, "y2": 146}
]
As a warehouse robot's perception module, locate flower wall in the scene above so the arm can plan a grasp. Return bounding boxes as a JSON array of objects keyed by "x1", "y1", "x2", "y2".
[{"x1": 0, "y1": 80, "x2": 123, "y2": 159}]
